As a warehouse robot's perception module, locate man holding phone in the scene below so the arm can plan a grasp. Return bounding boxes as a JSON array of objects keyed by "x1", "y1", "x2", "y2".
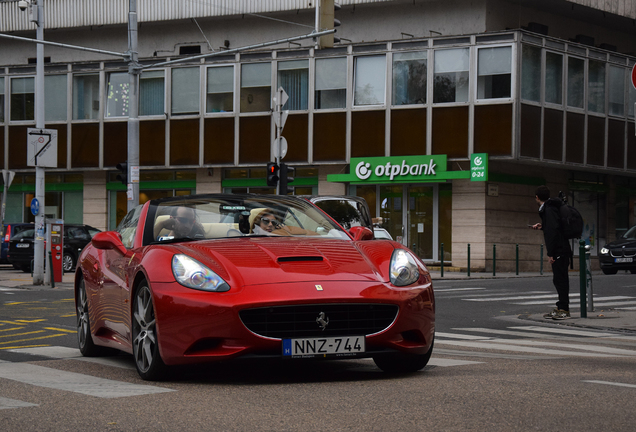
[{"x1": 531, "y1": 185, "x2": 572, "y2": 320}]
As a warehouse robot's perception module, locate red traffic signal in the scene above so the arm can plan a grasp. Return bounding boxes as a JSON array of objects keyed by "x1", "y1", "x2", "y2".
[{"x1": 267, "y1": 162, "x2": 280, "y2": 187}]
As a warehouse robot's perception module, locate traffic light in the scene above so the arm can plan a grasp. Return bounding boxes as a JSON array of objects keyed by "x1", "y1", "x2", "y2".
[
  {"x1": 279, "y1": 163, "x2": 295, "y2": 195},
  {"x1": 266, "y1": 162, "x2": 280, "y2": 187},
  {"x1": 116, "y1": 162, "x2": 128, "y2": 185},
  {"x1": 318, "y1": 0, "x2": 341, "y2": 49}
]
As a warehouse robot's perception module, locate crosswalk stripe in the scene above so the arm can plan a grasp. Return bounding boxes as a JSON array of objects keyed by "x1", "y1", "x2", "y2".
[
  {"x1": 435, "y1": 332, "x2": 492, "y2": 340},
  {"x1": 446, "y1": 290, "x2": 550, "y2": 298},
  {"x1": 488, "y1": 339, "x2": 636, "y2": 356},
  {"x1": 507, "y1": 326, "x2": 616, "y2": 337},
  {"x1": 8, "y1": 346, "x2": 136, "y2": 370},
  {"x1": 0, "y1": 396, "x2": 38, "y2": 409},
  {"x1": 452, "y1": 327, "x2": 563, "y2": 339},
  {"x1": 467, "y1": 295, "x2": 634, "y2": 303},
  {"x1": 428, "y1": 358, "x2": 484, "y2": 367},
  {"x1": 434, "y1": 340, "x2": 621, "y2": 357},
  {"x1": 434, "y1": 288, "x2": 486, "y2": 292},
  {"x1": 0, "y1": 363, "x2": 174, "y2": 398},
  {"x1": 582, "y1": 380, "x2": 636, "y2": 389}
]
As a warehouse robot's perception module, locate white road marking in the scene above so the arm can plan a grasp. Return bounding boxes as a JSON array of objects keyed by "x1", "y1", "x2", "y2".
[
  {"x1": 489, "y1": 339, "x2": 636, "y2": 356},
  {"x1": 452, "y1": 327, "x2": 564, "y2": 339},
  {"x1": 582, "y1": 380, "x2": 636, "y2": 389},
  {"x1": 9, "y1": 346, "x2": 137, "y2": 370},
  {"x1": 0, "y1": 363, "x2": 174, "y2": 398},
  {"x1": 0, "y1": 396, "x2": 38, "y2": 410},
  {"x1": 464, "y1": 294, "x2": 563, "y2": 302},
  {"x1": 434, "y1": 340, "x2": 623, "y2": 357},
  {"x1": 434, "y1": 288, "x2": 487, "y2": 292},
  {"x1": 428, "y1": 358, "x2": 484, "y2": 367},
  {"x1": 435, "y1": 332, "x2": 492, "y2": 340},
  {"x1": 512, "y1": 296, "x2": 635, "y2": 305},
  {"x1": 507, "y1": 326, "x2": 616, "y2": 337}
]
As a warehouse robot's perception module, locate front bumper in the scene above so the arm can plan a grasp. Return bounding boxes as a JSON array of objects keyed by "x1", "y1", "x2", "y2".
[{"x1": 149, "y1": 279, "x2": 435, "y2": 366}]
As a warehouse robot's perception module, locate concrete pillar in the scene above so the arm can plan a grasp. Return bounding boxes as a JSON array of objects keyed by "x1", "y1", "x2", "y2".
[
  {"x1": 83, "y1": 171, "x2": 108, "y2": 232},
  {"x1": 451, "y1": 180, "x2": 487, "y2": 271},
  {"x1": 196, "y1": 168, "x2": 222, "y2": 194},
  {"x1": 318, "y1": 164, "x2": 347, "y2": 195}
]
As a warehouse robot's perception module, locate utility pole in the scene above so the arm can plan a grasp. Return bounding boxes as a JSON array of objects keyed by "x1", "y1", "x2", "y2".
[
  {"x1": 33, "y1": 0, "x2": 45, "y2": 285},
  {"x1": 127, "y1": 0, "x2": 140, "y2": 212}
]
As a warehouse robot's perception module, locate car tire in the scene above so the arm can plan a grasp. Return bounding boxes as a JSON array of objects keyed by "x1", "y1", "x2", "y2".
[
  {"x1": 77, "y1": 278, "x2": 112, "y2": 357},
  {"x1": 63, "y1": 253, "x2": 75, "y2": 272},
  {"x1": 373, "y1": 338, "x2": 434, "y2": 373},
  {"x1": 602, "y1": 268, "x2": 618, "y2": 275},
  {"x1": 133, "y1": 282, "x2": 168, "y2": 381}
]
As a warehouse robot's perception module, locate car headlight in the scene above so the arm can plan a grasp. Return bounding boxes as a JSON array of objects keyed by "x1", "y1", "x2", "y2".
[
  {"x1": 389, "y1": 249, "x2": 420, "y2": 287},
  {"x1": 600, "y1": 247, "x2": 609, "y2": 255},
  {"x1": 172, "y1": 254, "x2": 230, "y2": 292}
]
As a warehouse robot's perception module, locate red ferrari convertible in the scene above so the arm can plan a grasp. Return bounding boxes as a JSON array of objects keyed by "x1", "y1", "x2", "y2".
[{"x1": 75, "y1": 194, "x2": 435, "y2": 380}]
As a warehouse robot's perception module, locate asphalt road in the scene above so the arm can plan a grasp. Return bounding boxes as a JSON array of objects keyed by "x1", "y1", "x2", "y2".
[{"x1": 1, "y1": 266, "x2": 635, "y2": 431}]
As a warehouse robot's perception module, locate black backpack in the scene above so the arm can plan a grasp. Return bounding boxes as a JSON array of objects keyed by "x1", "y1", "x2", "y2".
[{"x1": 558, "y1": 192, "x2": 584, "y2": 239}]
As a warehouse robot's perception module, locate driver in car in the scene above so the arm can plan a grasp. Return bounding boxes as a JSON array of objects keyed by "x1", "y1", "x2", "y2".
[{"x1": 154, "y1": 206, "x2": 205, "y2": 240}]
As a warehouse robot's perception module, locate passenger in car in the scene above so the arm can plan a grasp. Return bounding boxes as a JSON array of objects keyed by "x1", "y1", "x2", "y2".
[{"x1": 154, "y1": 206, "x2": 205, "y2": 240}]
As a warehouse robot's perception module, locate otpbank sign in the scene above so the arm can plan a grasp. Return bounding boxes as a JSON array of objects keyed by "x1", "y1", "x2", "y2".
[{"x1": 327, "y1": 154, "x2": 488, "y2": 184}]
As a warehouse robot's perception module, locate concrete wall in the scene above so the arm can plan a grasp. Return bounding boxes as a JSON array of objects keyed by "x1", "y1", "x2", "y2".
[
  {"x1": 82, "y1": 170, "x2": 108, "y2": 232},
  {"x1": 318, "y1": 165, "x2": 347, "y2": 195},
  {"x1": 195, "y1": 168, "x2": 222, "y2": 194}
]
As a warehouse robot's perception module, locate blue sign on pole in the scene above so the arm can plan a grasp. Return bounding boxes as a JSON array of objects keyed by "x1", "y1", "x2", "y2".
[{"x1": 30, "y1": 198, "x2": 39, "y2": 216}]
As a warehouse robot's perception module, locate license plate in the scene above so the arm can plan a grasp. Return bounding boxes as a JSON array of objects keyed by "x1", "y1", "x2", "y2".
[
  {"x1": 16, "y1": 243, "x2": 30, "y2": 248},
  {"x1": 283, "y1": 336, "x2": 365, "y2": 358},
  {"x1": 615, "y1": 257, "x2": 633, "y2": 263}
]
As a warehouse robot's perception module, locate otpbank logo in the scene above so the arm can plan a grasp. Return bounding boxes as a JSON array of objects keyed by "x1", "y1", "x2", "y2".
[{"x1": 353, "y1": 156, "x2": 444, "y2": 182}]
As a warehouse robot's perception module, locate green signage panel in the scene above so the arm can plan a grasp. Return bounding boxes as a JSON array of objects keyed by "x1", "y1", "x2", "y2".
[
  {"x1": 470, "y1": 153, "x2": 488, "y2": 181},
  {"x1": 327, "y1": 154, "x2": 488, "y2": 184}
]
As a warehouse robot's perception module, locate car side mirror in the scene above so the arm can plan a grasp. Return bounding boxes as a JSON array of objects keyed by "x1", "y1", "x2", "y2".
[
  {"x1": 349, "y1": 226, "x2": 374, "y2": 241},
  {"x1": 92, "y1": 231, "x2": 128, "y2": 255}
]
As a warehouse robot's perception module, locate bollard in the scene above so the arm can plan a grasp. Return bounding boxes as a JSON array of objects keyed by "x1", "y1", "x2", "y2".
[
  {"x1": 516, "y1": 244, "x2": 519, "y2": 275},
  {"x1": 493, "y1": 244, "x2": 496, "y2": 276},
  {"x1": 440, "y1": 243, "x2": 444, "y2": 278},
  {"x1": 585, "y1": 245, "x2": 594, "y2": 312},
  {"x1": 48, "y1": 251, "x2": 55, "y2": 288},
  {"x1": 579, "y1": 240, "x2": 587, "y2": 318},
  {"x1": 540, "y1": 244, "x2": 544, "y2": 275},
  {"x1": 467, "y1": 243, "x2": 471, "y2": 278}
]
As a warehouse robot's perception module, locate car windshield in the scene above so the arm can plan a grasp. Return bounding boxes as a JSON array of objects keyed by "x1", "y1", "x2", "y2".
[
  {"x1": 149, "y1": 195, "x2": 351, "y2": 243},
  {"x1": 12, "y1": 228, "x2": 36, "y2": 241},
  {"x1": 623, "y1": 225, "x2": 636, "y2": 240}
]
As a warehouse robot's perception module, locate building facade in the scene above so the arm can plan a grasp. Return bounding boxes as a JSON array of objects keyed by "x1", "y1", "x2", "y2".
[{"x1": 2, "y1": 0, "x2": 636, "y2": 271}]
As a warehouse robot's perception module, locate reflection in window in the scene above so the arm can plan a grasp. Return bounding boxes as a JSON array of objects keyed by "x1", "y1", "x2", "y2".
[
  {"x1": 545, "y1": 52, "x2": 563, "y2": 105},
  {"x1": 629, "y1": 78, "x2": 636, "y2": 118},
  {"x1": 11, "y1": 77, "x2": 35, "y2": 121},
  {"x1": 588, "y1": 60, "x2": 605, "y2": 113},
  {"x1": 434, "y1": 48, "x2": 469, "y2": 103},
  {"x1": 45, "y1": 75, "x2": 67, "y2": 122},
  {"x1": 608, "y1": 66, "x2": 624, "y2": 116},
  {"x1": 241, "y1": 63, "x2": 271, "y2": 113},
  {"x1": 172, "y1": 67, "x2": 200, "y2": 115},
  {"x1": 521, "y1": 45, "x2": 540, "y2": 102},
  {"x1": 0, "y1": 77, "x2": 4, "y2": 122},
  {"x1": 477, "y1": 46, "x2": 511, "y2": 99},
  {"x1": 315, "y1": 57, "x2": 346, "y2": 109},
  {"x1": 73, "y1": 74, "x2": 100, "y2": 120},
  {"x1": 354, "y1": 55, "x2": 386, "y2": 106},
  {"x1": 106, "y1": 72, "x2": 129, "y2": 118},
  {"x1": 392, "y1": 51, "x2": 427, "y2": 105},
  {"x1": 140, "y1": 70, "x2": 165, "y2": 116},
  {"x1": 278, "y1": 60, "x2": 308, "y2": 110},
  {"x1": 567, "y1": 57, "x2": 584, "y2": 109},
  {"x1": 207, "y1": 66, "x2": 234, "y2": 113}
]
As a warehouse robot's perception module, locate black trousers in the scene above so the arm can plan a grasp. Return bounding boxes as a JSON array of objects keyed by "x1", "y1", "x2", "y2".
[{"x1": 551, "y1": 255, "x2": 570, "y2": 311}]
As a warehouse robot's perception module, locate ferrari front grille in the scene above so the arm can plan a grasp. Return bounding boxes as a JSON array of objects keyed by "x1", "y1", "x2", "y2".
[{"x1": 239, "y1": 304, "x2": 399, "y2": 339}]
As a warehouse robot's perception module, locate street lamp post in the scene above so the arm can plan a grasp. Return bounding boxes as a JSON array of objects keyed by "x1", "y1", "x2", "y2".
[
  {"x1": 33, "y1": 0, "x2": 45, "y2": 285},
  {"x1": 127, "y1": 0, "x2": 140, "y2": 213}
]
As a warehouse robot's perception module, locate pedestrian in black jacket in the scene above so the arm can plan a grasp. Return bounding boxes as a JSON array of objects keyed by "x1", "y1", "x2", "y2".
[{"x1": 531, "y1": 185, "x2": 572, "y2": 320}]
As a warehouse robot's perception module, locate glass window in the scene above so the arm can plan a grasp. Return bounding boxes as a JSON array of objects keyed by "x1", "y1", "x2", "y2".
[
  {"x1": 588, "y1": 60, "x2": 605, "y2": 113},
  {"x1": 140, "y1": 70, "x2": 165, "y2": 116},
  {"x1": 206, "y1": 66, "x2": 234, "y2": 113},
  {"x1": 106, "y1": 72, "x2": 129, "y2": 118},
  {"x1": 278, "y1": 60, "x2": 309, "y2": 111},
  {"x1": 11, "y1": 77, "x2": 35, "y2": 121},
  {"x1": 354, "y1": 55, "x2": 386, "y2": 106},
  {"x1": 240, "y1": 62, "x2": 271, "y2": 113},
  {"x1": 545, "y1": 52, "x2": 563, "y2": 105},
  {"x1": 521, "y1": 45, "x2": 541, "y2": 102},
  {"x1": 171, "y1": 67, "x2": 200, "y2": 115},
  {"x1": 434, "y1": 48, "x2": 469, "y2": 103},
  {"x1": 477, "y1": 46, "x2": 511, "y2": 99},
  {"x1": 315, "y1": 57, "x2": 346, "y2": 109},
  {"x1": 45, "y1": 75, "x2": 67, "y2": 122},
  {"x1": 0, "y1": 77, "x2": 5, "y2": 122},
  {"x1": 608, "y1": 66, "x2": 624, "y2": 116},
  {"x1": 392, "y1": 51, "x2": 427, "y2": 105},
  {"x1": 567, "y1": 57, "x2": 584, "y2": 109},
  {"x1": 73, "y1": 74, "x2": 100, "y2": 120}
]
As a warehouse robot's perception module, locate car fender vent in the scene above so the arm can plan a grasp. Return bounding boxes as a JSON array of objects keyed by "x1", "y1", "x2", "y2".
[{"x1": 277, "y1": 256, "x2": 324, "y2": 263}]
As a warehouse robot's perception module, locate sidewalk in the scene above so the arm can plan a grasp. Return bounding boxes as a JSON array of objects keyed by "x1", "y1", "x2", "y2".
[{"x1": 2, "y1": 268, "x2": 634, "y2": 333}]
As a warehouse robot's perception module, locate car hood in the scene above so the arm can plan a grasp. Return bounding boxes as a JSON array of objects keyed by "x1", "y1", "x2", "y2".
[
  {"x1": 605, "y1": 238, "x2": 636, "y2": 249},
  {"x1": 164, "y1": 237, "x2": 397, "y2": 286}
]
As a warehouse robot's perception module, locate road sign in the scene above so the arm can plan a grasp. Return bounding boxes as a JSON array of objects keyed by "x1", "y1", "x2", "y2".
[
  {"x1": 31, "y1": 198, "x2": 40, "y2": 216},
  {"x1": 27, "y1": 128, "x2": 58, "y2": 168},
  {"x1": 273, "y1": 110, "x2": 289, "y2": 129},
  {"x1": 273, "y1": 87, "x2": 289, "y2": 109},
  {"x1": 1, "y1": 170, "x2": 15, "y2": 189},
  {"x1": 275, "y1": 137, "x2": 288, "y2": 159}
]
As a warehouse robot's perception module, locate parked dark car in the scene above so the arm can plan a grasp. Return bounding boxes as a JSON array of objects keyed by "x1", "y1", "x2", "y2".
[
  {"x1": 599, "y1": 225, "x2": 636, "y2": 275},
  {"x1": 1, "y1": 223, "x2": 34, "y2": 266},
  {"x1": 302, "y1": 195, "x2": 373, "y2": 230},
  {"x1": 7, "y1": 224, "x2": 101, "y2": 273}
]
